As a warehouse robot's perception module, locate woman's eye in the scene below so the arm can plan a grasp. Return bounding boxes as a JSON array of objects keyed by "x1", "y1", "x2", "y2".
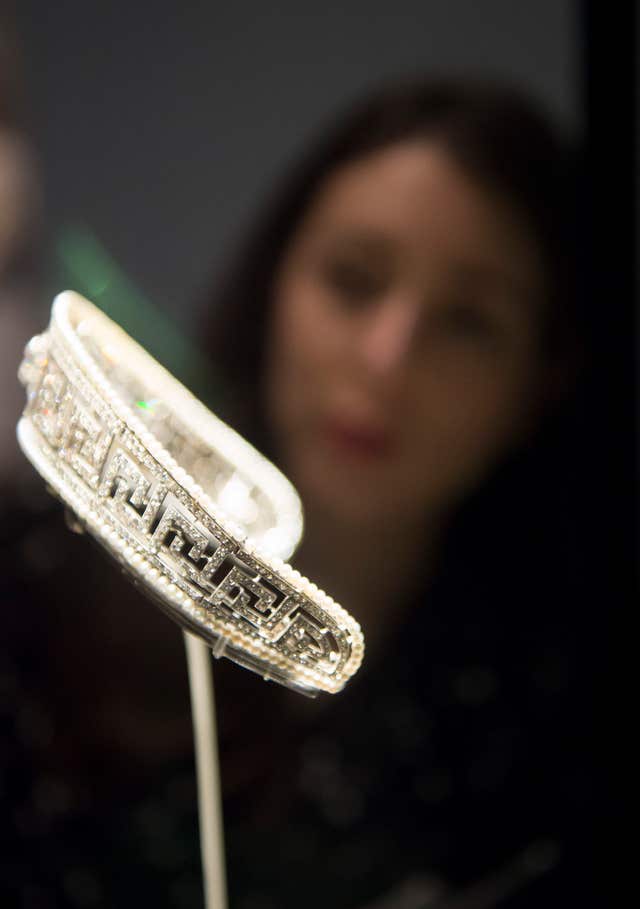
[
  {"x1": 323, "y1": 259, "x2": 383, "y2": 303},
  {"x1": 437, "y1": 302, "x2": 499, "y2": 343}
]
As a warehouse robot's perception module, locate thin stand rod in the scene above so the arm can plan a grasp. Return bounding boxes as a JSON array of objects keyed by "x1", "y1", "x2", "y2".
[{"x1": 183, "y1": 631, "x2": 228, "y2": 909}]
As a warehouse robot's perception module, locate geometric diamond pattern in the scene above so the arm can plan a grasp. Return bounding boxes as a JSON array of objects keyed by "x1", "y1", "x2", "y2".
[{"x1": 24, "y1": 350, "x2": 349, "y2": 679}]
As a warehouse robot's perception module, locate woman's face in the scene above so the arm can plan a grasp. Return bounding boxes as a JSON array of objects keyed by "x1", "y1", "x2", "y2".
[{"x1": 264, "y1": 140, "x2": 548, "y2": 528}]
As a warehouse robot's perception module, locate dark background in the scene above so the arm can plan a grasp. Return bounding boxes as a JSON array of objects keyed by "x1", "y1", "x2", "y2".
[{"x1": 12, "y1": 0, "x2": 580, "y2": 326}]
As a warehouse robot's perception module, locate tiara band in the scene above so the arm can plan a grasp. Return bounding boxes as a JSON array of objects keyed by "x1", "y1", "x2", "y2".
[{"x1": 17, "y1": 291, "x2": 364, "y2": 695}]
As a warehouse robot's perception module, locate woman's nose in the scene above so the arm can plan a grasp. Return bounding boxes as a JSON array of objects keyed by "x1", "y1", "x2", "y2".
[{"x1": 356, "y1": 297, "x2": 421, "y2": 380}]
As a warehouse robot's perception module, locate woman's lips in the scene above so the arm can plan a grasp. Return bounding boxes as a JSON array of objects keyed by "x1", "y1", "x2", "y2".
[{"x1": 322, "y1": 418, "x2": 395, "y2": 459}]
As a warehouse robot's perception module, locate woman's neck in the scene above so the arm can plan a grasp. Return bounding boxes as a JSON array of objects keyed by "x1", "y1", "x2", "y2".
[{"x1": 290, "y1": 503, "x2": 441, "y2": 658}]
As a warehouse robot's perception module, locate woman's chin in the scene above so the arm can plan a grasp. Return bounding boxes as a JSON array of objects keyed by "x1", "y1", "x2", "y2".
[{"x1": 295, "y1": 460, "x2": 412, "y2": 528}]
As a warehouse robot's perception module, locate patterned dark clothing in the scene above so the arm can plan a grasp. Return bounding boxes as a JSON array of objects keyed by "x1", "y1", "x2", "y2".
[{"x1": 1, "y1": 478, "x2": 605, "y2": 909}]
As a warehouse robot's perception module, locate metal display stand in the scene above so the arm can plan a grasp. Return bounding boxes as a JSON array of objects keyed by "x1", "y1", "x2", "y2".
[{"x1": 184, "y1": 632, "x2": 228, "y2": 909}]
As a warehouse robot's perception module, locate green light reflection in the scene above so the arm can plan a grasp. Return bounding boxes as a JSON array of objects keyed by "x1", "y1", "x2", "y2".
[{"x1": 55, "y1": 222, "x2": 221, "y2": 403}]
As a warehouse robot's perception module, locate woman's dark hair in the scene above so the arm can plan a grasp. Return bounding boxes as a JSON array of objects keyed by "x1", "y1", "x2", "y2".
[{"x1": 203, "y1": 74, "x2": 579, "y2": 457}]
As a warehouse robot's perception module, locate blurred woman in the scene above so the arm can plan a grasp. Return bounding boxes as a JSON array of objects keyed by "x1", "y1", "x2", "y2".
[{"x1": 203, "y1": 76, "x2": 596, "y2": 909}]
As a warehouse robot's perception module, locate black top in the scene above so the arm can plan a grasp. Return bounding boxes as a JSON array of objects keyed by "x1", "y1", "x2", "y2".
[{"x1": 0, "y1": 474, "x2": 608, "y2": 909}]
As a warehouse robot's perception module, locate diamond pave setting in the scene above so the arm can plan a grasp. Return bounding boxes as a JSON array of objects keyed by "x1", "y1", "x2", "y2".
[{"x1": 17, "y1": 291, "x2": 364, "y2": 695}]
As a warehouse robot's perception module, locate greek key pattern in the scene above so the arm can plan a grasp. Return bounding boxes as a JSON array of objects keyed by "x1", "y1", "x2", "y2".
[{"x1": 22, "y1": 347, "x2": 348, "y2": 680}]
